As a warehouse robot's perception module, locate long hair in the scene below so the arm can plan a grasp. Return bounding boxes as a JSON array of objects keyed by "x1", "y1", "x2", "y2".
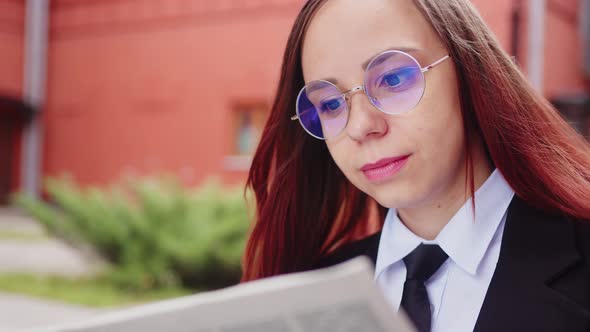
[{"x1": 241, "y1": 0, "x2": 590, "y2": 281}]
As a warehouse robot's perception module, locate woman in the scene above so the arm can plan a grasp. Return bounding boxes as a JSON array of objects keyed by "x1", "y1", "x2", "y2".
[{"x1": 242, "y1": 0, "x2": 590, "y2": 331}]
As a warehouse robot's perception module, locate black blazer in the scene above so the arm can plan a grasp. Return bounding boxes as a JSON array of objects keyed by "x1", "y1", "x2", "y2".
[{"x1": 315, "y1": 196, "x2": 590, "y2": 331}]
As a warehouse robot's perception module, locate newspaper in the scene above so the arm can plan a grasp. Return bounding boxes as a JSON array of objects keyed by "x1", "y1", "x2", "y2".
[{"x1": 25, "y1": 257, "x2": 416, "y2": 332}]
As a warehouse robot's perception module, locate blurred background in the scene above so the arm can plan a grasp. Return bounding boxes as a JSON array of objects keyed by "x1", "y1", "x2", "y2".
[{"x1": 0, "y1": 0, "x2": 588, "y2": 330}]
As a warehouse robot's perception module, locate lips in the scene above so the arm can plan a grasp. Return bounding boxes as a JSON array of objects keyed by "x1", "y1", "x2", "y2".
[
  {"x1": 361, "y1": 155, "x2": 410, "y2": 171},
  {"x1": 361, "y1": 155, "x2": 410, "y2": 182}
]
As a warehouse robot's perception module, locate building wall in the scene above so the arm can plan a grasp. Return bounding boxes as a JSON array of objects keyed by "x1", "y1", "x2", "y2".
[
  {"x1": 542, "y1": 0, "x2": 588, "y2": 96},
  {"x1": 0, "y1": 0, "x2": 25, "y2": 199},
  {"x1": 514, "y1": 0, "x2": 588, "y2": 96},
  {"x1": 467, "y1": 0, "x2": 588, "y2": 97},
  {"x1": 44, "y1": 0, "x2": 302, "y2": 186},
  {"x1": 473, "y1": 0, "x2": 515, "y2": 51},
  {"x1": 0, "y1": 0, "x2": 584, "y2": 190},
  {"x1": 0, "y1": 0, "x2": 24, "y2": 96}
]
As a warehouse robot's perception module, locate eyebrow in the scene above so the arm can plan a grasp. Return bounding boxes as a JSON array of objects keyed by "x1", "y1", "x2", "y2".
[
  {"x1": 318, "y1": 46, "x2": 420, "y2": 85},
  {"x1": 361, "y1": 46, "x2": 419, "y2": 69}
]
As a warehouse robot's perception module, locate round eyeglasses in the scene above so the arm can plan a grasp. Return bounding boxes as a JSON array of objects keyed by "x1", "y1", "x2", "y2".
[{"x1": 291, "y1": 50, "x2": 450, "y2": 140}]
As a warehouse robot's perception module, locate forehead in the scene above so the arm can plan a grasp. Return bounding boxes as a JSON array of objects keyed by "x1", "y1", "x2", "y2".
[{"x1": 301, "y1": 0, "x2": 441, "y2": 83}]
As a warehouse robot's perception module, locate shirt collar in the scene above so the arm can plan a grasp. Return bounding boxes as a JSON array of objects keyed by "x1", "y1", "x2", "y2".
[{"x1": 375, "y1": 169, "x2": 515, "y2": 279}]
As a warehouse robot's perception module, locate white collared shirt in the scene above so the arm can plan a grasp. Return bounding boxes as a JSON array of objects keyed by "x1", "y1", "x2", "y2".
[{"x1": 375, "y1": 169, "x2": 515, "y2": 332}]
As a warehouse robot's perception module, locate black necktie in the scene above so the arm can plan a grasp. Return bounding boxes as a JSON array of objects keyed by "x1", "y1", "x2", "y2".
[{"x1": 400, "y1": 243, "x2": 449, "y2": 332}]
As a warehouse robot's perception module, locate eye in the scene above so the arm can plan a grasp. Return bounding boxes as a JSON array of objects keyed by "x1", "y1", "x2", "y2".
[
  {"x1": 383, "y1": 73, "x2": 401, "y2": 87},
  {"x1": 322, "y1": 99, "x2": 341, "y2": 111},
  {"x1": 376, "y1": 66, "x2": 418, "y2": 91},
  {"x1": 319, "y1": 97, "x2": 345, "y2": 117}
]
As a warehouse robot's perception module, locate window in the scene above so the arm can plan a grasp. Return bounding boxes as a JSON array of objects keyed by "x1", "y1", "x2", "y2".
[{"x1": 223, "y1": 102, "x2": 269, "y2": 171}]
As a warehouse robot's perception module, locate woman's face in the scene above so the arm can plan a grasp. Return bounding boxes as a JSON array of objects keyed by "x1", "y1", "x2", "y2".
[{"x1": 301, "y1": 0, "x2": 467, "y2": 210}]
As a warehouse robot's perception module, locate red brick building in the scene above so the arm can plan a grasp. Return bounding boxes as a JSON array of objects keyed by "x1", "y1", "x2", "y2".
[{"x1": 0, "y1": 0, "x2": 588, "y2": 203}]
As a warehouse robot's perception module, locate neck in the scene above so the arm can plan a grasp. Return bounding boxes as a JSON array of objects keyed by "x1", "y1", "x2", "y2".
[{"x1": 397, "y1": 144, "x2": 493, "y2": 241}]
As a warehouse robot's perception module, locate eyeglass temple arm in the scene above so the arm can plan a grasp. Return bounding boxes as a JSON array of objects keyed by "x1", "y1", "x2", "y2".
[
  {"x1": 291, "y1": 107, "x2": 316, "y2": 120},
  {"x1": 421, "y1": 55, "x2": 450, "y2": 73}
]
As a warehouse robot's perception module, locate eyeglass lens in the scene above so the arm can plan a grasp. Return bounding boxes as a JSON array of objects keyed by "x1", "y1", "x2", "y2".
[{"x1": 296, "y1": 51, "x2": 425, "y2": 139}]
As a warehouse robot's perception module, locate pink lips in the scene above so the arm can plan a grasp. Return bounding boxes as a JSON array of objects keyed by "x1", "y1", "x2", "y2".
[{"x1": 361, "y1": 155, "x2": 410, "y2": 182}]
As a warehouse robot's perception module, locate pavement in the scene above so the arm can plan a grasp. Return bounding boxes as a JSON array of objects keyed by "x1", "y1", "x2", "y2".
[
  {"x1": 0, "y1": 293, "x2": 108, "y2": 332},
  {"x1": 0, "y1": 207, "x2": 108, "y2": 331}
]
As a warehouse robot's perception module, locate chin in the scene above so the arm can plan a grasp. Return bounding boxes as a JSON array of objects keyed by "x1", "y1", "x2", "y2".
[
  {"x1": 367, "y1": 182, "x2": 423, "y2": 210},
  {"x1": 369, "y1": 190, "x2": 410, "y2": 209},
  {"x1": 373, "y1": 196, "x2": 405, "y2": 209}
]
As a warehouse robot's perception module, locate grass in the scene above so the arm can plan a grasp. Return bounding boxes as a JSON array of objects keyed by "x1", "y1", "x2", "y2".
[
  {"x1": 0, "y1": 230, "x2": 50, "y2": 242},
  {"x1": 0, "y1": 274, "x2": 193, "y2": 308}
]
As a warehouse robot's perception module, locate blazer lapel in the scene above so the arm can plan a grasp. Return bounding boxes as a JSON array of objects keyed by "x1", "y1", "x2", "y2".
[{"x1": 474, "y1": 197, "x2": 590, "y2": 332}]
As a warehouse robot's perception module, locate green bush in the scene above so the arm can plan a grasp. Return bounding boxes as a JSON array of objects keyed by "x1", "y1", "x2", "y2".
[{"x1": 12, "y1": 175, "x2": 251, "y2": 291}]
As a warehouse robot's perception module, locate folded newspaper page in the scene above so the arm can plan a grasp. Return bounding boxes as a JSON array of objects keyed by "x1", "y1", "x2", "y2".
[{"x1": 25, "y1": 257, "x2": 416, "y2": 332}]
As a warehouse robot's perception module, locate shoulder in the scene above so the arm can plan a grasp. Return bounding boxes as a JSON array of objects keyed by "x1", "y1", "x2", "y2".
[
  {"x1": 313, "y1": 232, "x2": 382, "y2": 270},
  {"x1": 572, "y1": 217, "x2": 590, "y2": 264},
  {"x1": 512, "y1": 196, "x2": 590, "y2": 262}
]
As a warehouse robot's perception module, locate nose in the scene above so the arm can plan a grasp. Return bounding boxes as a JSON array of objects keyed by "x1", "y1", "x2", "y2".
[{"x1": 345, "y1": 89, "x2": 388, "y2": 142}]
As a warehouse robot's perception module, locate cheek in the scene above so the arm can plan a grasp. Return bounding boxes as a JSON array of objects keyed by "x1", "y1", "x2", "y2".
[
  {"x1": 325, "y1": 139, "x2": 367, "y2": 190},
  {"x1": 408, "y1": 84, "x2": 466, "y2": 191},
  {"x1": 413, "y1": 66, "x2": 464, "y2": 162},
  {"x1": 326, "y1": 140, "x2": 353, "y2": 174},
  {"x1": 420, "y1": 108, "x2": 463, "y2": 156},
  {"x1": 419, "y1": 114, "x2": 465, "y2": 186}
]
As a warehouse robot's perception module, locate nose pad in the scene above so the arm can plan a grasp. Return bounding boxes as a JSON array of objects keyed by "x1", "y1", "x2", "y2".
[
  {"x1": 362, "y1": 90, "x2": 380, "y2": 109},
  {"x1": 348, "y1": 90, "x2": 376, "y2": 114},
  {"x1": 345, "y1": 88, "x2": 387, "y2": 141},
  {"x1": 367, "y1": 95, "x2": 378, "y2": 106},
  {"x1": 345, "y1": 86, "x2": 373, "y2": 109},
  {"x1": 346, "y1": 86, "x2": 378, "y2": 110}
]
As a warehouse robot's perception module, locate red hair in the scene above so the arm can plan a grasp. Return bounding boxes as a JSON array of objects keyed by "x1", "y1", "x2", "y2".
[{"x1": 241, "y1": 0, "x2": 590, "y2": 281}]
